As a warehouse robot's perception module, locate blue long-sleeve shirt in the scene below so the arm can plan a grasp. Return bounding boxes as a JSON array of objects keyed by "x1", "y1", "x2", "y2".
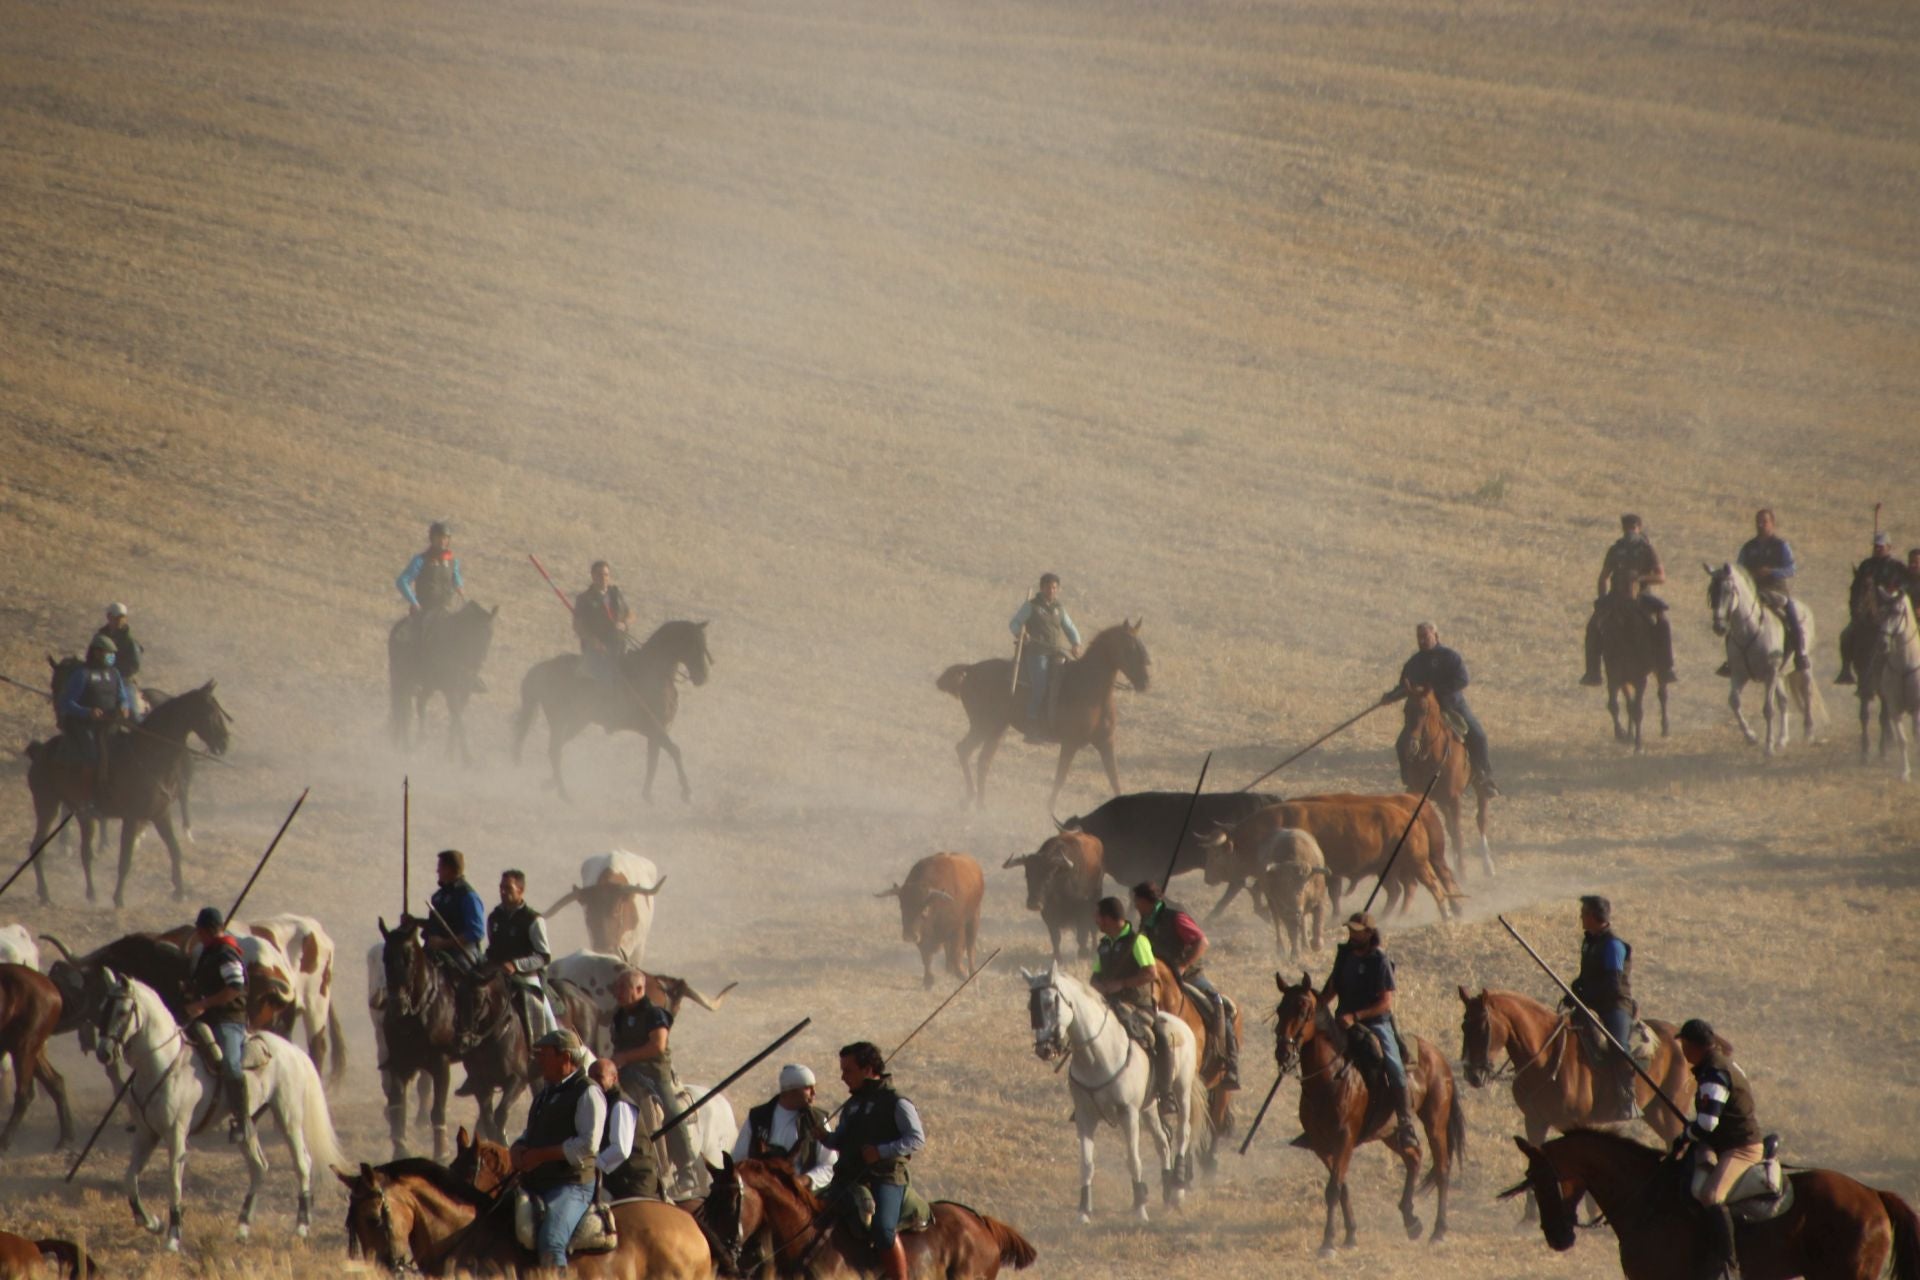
[
  {"x1": 396, "y1": 553, "x2": 465, "y2": 607},
  {"x1": 1396, "y1": 645, "x2": 1471, "y2": 703},
  {"x1": 1008, "y1": 601, "x2": 1081, "y2": 648},
  {"x1": 822, "y1": 1095, "x2": 927, "y2": 1163},
  {"x1": 58, "y1": 665, "x2": 133, "y2": 722},
  {"x1": 426, "y1": 878, "x2": 487, "y2": 948},
  {"x1": 1738, "y1": 535, "x2": 1796, "y2": 585}
]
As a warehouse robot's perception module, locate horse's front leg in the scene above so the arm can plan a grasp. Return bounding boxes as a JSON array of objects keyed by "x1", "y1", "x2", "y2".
[
  {"x1": 1728, "y1": 676, "x2": 1759, "y2": 745},
  {"x1": 658, "y1": 734, "x2": 692, "y2": 804},
  {"x1": 125, "y1": 1125, "x2": 163, "y2": 1235},
  {"x1": 1318, "y1": 1153, "x2": 1347, "y2": 1258},
  {"x1": 165, "y1": 1126, "x2": 188, "y2": 1251},
  {"x1": 112, "y1": 818, "x2": 146, "y2": 909},
  {"x1": 1119, "y1": 1101, "x2": 1149, "y2": 1222},
  {"x1": 974, "y1": 730, "x2": 1007, "y2": 810},
  {"x1": 1397, "y1": 1124, "x2": 1425, "y2": 1241},
  {"x1": 1074, "y1": 1103, "x2": 1098, "y2": 1224},
  {"x1": 431, "y1": 1060, "x2": 452, "y2": 1163},
  {"x1": 80, "y1": 816, "x2": 99, "y2": 904},
  {"x1": 29, "y1": 814, "x2": 57, "y2": 905},
  {"x1": 384, "y1": 1068, "x2": 411, "y2": 1160},
  {"x1": 152, "y1": 811, "x2": 187, "y2": 901},
  {"x1": 1094, "y1": 738, "x2": 1121, "y2": 797},
  {"x1": 276, "y1": 1093, "x2": 316, "y2": 1240},
  {"x1": 1048, "y1": 744, "x2": 1084, "y2": 813},
  {"x1": 1607, "y1": 685, "x2": 1626, "y2": 742},
  {"x1": 1657, "y1": 679, "x2": 1671, "y2": 738},
  {"x1": 236, "y1": 1091, "x2": 268, "y2": 1241}
]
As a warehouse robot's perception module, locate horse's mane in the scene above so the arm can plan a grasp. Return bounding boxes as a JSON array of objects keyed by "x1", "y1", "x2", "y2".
[
  {"x1": 1083, "y1": 623, "x2": 1137, "y2": 653},
  {"x1": 375, "y1": 1157, "x2": 494, "y2": 1208},
  {"x1": 1555, "y1": 1127, "x2": 1665, "y2": 1162},
  {"x1": 740, "y1": 1155, "x2": 820, "y2": 1210},
  {"x1": 634, "y1": 619, "x2": 703, "y2": 658}
]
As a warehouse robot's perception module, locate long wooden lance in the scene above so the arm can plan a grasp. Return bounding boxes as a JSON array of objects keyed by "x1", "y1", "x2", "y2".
[
  {"x1": 225, "y1": 788, "x2": 309, "y2": 924},
  {"x1": 1159, "y1": 752, "x2": 1213, "y2": 894},
  {"x1": 653, "y1": 1017, "x2": 811, "y2": 1140},
  {"x1": 402, "y1": 776, "x2": 410, "y2": 917},
  {"x1": 0, "y1": 674, "x2": 230, "y2": 764},
  {"x1": 1008, "y1": 619, "x2": 1027, "y2": 698},
  {"x1": 1239, "y1": 744, "x2": 1449, "y2": 1156},
  {"x1": 1236, "y1": 700, "x2": 1383, "y2": 793},
  {"x1": 1497, "y1": 914, "x2": 1689, "y2": 1126},
  {"x1": 0, "y1": 812, "x2": 75, "y2": 902},
  {"x1": 526, "y1": 554, "x2": 670, "y2": 734},
  {"x1": 824, "y1": 947, "x2": 1006, "y2": 1118}
]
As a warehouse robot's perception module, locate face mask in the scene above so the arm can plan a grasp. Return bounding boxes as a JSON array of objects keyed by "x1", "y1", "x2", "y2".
[{"x1": 102, "y1": 654, "x2": 116, "y2": 667}]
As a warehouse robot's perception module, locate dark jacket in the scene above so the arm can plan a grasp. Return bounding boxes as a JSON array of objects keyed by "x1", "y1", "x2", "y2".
[
  {"x1": 573, "y1": 585, "x2": 629, "y2": 653},
  {"x1": 829, "y1": 1082, "x2": 911, "y2": 1186},
  {"x1": 1139, "y1": 900, "x2": 1203, "y2": 973},
  {"x1": 190, "y1": 934, "x2": 248, "y2": 1026},
  {"x1": 1397, "y1": 646, "x2": 1472, "y2": 705},
  {"x1": 612, "y1": 998, "x2": 674, "y2": 1082},
  {"x1": 599, "y1": 1084, "x2": 657, "y2": 1200},
  {"x1": 1572, "y1": 928, "x2": 1633, "y2": 1015},
  {"x1": 523, "y1": 1070, "x2": 598, "y2": 1191},
  {"x1": 745, "y1": 1098, "x2": 828, "y2": 1171},
  {"x1": 484, "y1": 903, "x2": 547, "y2": 971},
  {"x1": 94, "y1": 625, "x2": 142, "y2": 681},
  {"x1": 1689, "y1": 1049, "x2": 1761, "y2": 1153},
  {"x1": 1326, "y1": 942, "x2": 1396, "y2": 1023},
  {"x1": 1095, "y1": 924, "x2": 1154, "y2": 1012}
]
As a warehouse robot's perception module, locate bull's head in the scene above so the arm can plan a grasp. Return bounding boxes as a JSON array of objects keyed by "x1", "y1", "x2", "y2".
[
  {"x1": 1196, "y1": 827, "x2": 1234, "y2": 884},
  {"x1": 547, "y1": 875, "x2": 666, "y2": 953},
  {"x1": 877, "y1": 883, "x2": 952, "y2": 943},
  {"x1": 1003, "y1": 842, "x2": 1072, "y2": 912}
]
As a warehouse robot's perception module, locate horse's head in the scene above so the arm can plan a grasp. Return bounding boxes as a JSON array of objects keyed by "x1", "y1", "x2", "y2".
[
  {"x1": 378, "y1": 916, "x2": 426, "y2": 1003},
  {"x1": 1704, "y1": 562, "x2": 1737, "y2": 637},
  {"x1": 1876, "y1": 586, "x2": 1915, "y2": 639},
  {"x1": 1457, "y1": 986, "x2": 1499, "y2": 1088},
  {"x1": 151, "y1": 680, "x2": 233, "y2": 757},
  {"x1": 1503, "y1": 1138, "x2": 1582, "y2": 1252},
  {"x1": 449, "y1": 1126, "x2": 512, "y2": 1194},
  {"x1": 638, "y1": 620, "x2": 712, "y2": 687},
  {"x1": 702, "y1": 1154, "x2": 753, "y2": 1273},
  {"x1": 1022, "y1": 965, "x2": 1071, "y2": 1062},
  {"x1": 1272, "y1": 970, "x2": 1319, "y2": 1077},
  {"x1": 93, "y1": 968, "x2": 141, "y2": 1068},
  {"x1": 337, "y1": 1164, "x2": 415, "y2": 1271}
]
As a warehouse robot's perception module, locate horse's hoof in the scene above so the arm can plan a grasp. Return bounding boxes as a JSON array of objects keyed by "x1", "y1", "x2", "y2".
[
  {"x1": 296, "y1": 1223, "x2": 309, "y2": 1240},
  {"x1": 166, "y1": 1237, "x2": 181, "y2": 1253},
  {"x1": 36, "y1": 892, "x2": 51, "y2": 906},
  {"x1": 141, "y1": 1217, "x2": 161, "y2": 1235},
  {"x1": 1078, "y1": 1213, "x2": 1092, "y2": 1226},
  {"x1": 1405, "y1": 1216, "x2": 1423, "y2": 1240},
  {"x1": 236, "y1": 1223, "x2": 250, "y2": 1242},
  {"x1": 1429, "y1": 1228, "x2": 1447, "y2": 1245},
  {"x1": 1133, "y1": 1207, "x2": 1150, "y2": 1223},
  {"x1": 1317, "y1": 1246, "x2": 1338, "y2": 1261}
]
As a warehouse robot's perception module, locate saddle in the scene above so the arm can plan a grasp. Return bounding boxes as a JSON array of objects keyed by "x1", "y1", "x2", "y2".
[
  {"x1": 844, "y1": 1180, "x2": 934, "y2": 1236},
  {"x1": 1345, "y1": 1021, "x2": 1421, "y2": 1136},
  {"x1": 187, "y1": 1023, "x2": 272, "y2": 1074},
  {"x1": 1014, "y1": 658, "x2": 1071, "y2": 739},
  {"x1": 513, "y1": 1187, "x2": 619, "y2": 1256},
  {"x1": 1706, "y1": 1136, "x2": 1792, "y2": 1225},
  {"x1": 1574, "y1": 1016, "x2": 1655, "y2": 1072}
]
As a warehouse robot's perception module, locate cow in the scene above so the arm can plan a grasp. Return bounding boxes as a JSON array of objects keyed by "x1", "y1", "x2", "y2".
[
  {"x1": 1002, "y1": 832, "x2": 1104, "y2": 963},
  {"x1": 244, "y1": 914, "x2": 346, "y2": 1086},
  {"x1": 1197, "y1": 796, "x2": 1462, "y2": 922},
  {"x1": 42, "y1": 931, "x2": 295, "y2": 1039},
  {"x1": 1056, "y1": 790, "x2": 1281, "y2": 914},
  {"x1": 878, "y1": 853, "x2": 985, "y2": 989},
  {"x1": 544, "y1": 850, "x2": 665, "y2": 966},
  {"x1": 0, "y1": 964, "x2": 74, "y2": 1151},
  {"x1": 0, "y1": 926, "x2": 37, "y2": 971},
  {"x1": 544, "y1": 949, "x2": 736, "y2": 1049},
  {"x1": 1255, "y1": 832, "x2": 1330, "y2": 960}
]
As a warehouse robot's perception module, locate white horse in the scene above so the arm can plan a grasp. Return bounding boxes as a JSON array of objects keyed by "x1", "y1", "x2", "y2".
[
  {"x1": 627, "y1": 1082, "x2": 739, "y2": 1198},
  {"x1": 1706, "y1": 562, "x2": 1819, "y2": 753},
  {"x1": 1022, "y1": 963, "x2": 1196, "y2": 1223},
  {"x1": 1875, "y1": 588, "x2": 1920, "y2": 781},
  {"x1": 92, "y1": 971, "x2": 343, "y2": 1251}
]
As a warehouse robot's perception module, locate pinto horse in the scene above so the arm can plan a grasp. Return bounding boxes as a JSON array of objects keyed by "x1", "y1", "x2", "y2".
[
  {"x1": 1457, "y1": 988, "x2": 1689, "y2": 1221},
  {"x1": 1273, "y1": 972, "x2": 1463, "y2": 1258},
  {"x1": 939, "y1": 620, "x2": 1150, "y2": 810},
  {"x1": 1506, "y1": 1130, "x2": 1920, "y2": 1280},
  {"x1": 24, "y1": 681, "x2": 231, "y2": 907},
  {"x1": 512, "y1": 620, "x2": 713, "y2": 804},
  {"x1": 1395, "y1": 686, "x2": 1494, "y2": 878},
  {"x1": 702, "y1": 1155, "x2": 1037, "y2": 1279}
]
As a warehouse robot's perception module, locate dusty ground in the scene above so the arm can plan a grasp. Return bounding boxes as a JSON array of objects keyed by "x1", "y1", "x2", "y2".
[{"x1": 2, "y1": 0, "x2": 1918, "y2": 1275}]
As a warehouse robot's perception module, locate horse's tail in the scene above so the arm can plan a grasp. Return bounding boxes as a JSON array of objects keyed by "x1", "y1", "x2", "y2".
[
  {"x1": 278, "y1": 1033, "x2": 345, "y2": 1173},
  {"x1": 1881, "y1": 1189, "x2": 1920, "y2": 1280},
  {"x1": 936, "y1": 664, "x2": 970, "y2": 699},
  {"x1": 980, "y1": 1212, "x2": 1038, "y2": 1270},
  {"x1": 325, "y1": 999, "x2": 348, "y2": 1087},
  {"x1": 1418, "y1": 1081, "x2": 1467, "y2": 1190}
]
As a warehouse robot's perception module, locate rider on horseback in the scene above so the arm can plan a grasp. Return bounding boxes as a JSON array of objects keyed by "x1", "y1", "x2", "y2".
[
  {"x1": 813, "y1": 1042, "x2": 926, "y2": 1280},
  {"x1": 1132, "y1": 882, "x2": 1239, "y2": 1089},
  {"x1": 608, "y1": 968, "x2": 698, "y2": 1196},
  {"x1": 1568, "y1": 895, "x2": 1638, "y2": 1123},
  {"x1": 1090, "y1": 897, "x2": 1166, "y2": 1081},
  {"x1": 1382, "y1": 622, "x2": 1499, "y2": 797},
  {"x1": 1718, "y1": 508, "x2": 1807, "y2": 677},
  {"x1": 484, "y1": 870, "x2": 559, "y2": 1049},
  {"x1": 1322, "y1": 913, "x2": 1419, "y2": 1153},
  {"x1": 512, "y1": 1028, "x2": 606, "y2": 1274},
  {"x1": 733, "y1": 1063, "x2": 837, "y2": 1191},
  {"x1": 94, "y1": 602, "x2": 144, "y2": 691},
  {"x1": 1837, "y1": 531, "x2": 1910, "y2": 685},
  {"x1": 183, "y1": 906, "x2": 255, "y2": 1148},
  {"x1": 56, "y1": 633, "x2": 134, "y2": 816},
  {"x1": 1675, "y1": 1018, "x2": 1765, "y2": 1280},
  {"x1": 589, "y1": 1056, "x2": 660, "y2": 1201},
  {"x1": 573, "y1": 561, "x2": 632, "y2": 686},
  {"x1": 1582, "y1": 514, "x2": 1678, "y2": 687},
  {"x1": 397, "y1": 521, "x2": 464, "y2": 631},
  {"x1": 1009, "y1": 573, "x2": 1081, "y2": 744},
  {"x1": 424, "y1": 849, "x2": 487, "y2": 966}
]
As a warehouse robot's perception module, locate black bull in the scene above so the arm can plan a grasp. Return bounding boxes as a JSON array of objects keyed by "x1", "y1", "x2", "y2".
[{"x1": 1057, "y1": 790, "x2": 1281, "y2": 907}]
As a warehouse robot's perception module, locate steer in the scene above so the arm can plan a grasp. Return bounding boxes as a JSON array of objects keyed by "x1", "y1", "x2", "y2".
[
  {"x1": 879, "y1": 852, "x2": 985, "y2": 989},
  {"x1": 1198, "y1": 796, "x2": 1461, "y2": 922},
  {"x1": 244, "y1": 913, "x2": 346, "y2": 1086},
  {"x1": 0, "y1": 926, "x2": 37, "y2": 972},
  {"x1": 1003, "y1": 833, "x2": 1104, "y2": 963},
  {"x1": 545, "y1": 949, "x2": 736, "y2": 1050},
  {"x1": 1254, "y1": 831, "x2": 1330, "y2": 960},
  {"x1": 1057, "y1": 790, "x2": 1281, "y2": 914},
  {"x1": 545, "y1": 850, "x2": 665, "y2": 966}
]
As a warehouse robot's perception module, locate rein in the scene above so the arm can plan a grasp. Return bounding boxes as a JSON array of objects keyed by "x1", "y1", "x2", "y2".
[{"x1": 1039, "y1": 983, "x2": 1135, "y2": 1094}]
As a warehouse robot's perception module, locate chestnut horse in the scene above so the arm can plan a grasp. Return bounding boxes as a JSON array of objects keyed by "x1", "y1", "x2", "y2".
[
  {"x1": 1457, "y1": 988, "x2": 1689, "y2": 1221},
  {"x1": 1506, "y1": 1130, "x2": 1920, "y2": 1280},
  {"x1": 1150, "y1": 961, "x2": 1238, "y2": 1168},
  {"x1": 0, "y1": 1231, "x2": 104, "y2": 1279},
  {"x1": 1395, "y1": 686, "x2": 1494, "y2": 879},
  {"x1": 938, "y1": 621, "x2": 1150, "y2": 810},
  {"x1": 701, "y1": 1155, "x2": 1036, "y2": 1279},
  {"x1": 0, "y1": 964, "x2": 74, "y2": 1151},
  {"x1": 1592, "y1": 597, "x2": 1671, "y2": 751},
  {"x1": 1273, "y1": 973, "x2": 1463, "y2": 1258}
]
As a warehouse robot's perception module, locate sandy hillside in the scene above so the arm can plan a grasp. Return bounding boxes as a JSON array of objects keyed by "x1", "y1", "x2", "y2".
[{"x1": 2, "y1": 0, "x2": 1918, "y2": 1275}]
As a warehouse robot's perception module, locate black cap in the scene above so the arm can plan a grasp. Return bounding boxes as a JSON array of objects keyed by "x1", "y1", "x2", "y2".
[
  {"x1": 429, "y1": 520, "x2": 452, "y2": 538},
  {"x1": 194, "y1": 906, "x2": 225, "y2": 931},
  {"x1": 1621, "y1": 513, "x2": 1642, "y2": 529},
  {"x1": 1678, "y1": 1018, "x2": 1715, "y2": 1047}
]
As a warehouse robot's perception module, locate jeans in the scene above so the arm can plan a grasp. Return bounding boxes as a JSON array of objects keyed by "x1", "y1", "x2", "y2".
[
  {"x1": 209, "y1": 1020, "x2": 247, "y2": 1083},
  {"x1": 535, "y1": 1181, "x2": 595, "y2": 1269},
  {"x1": 1023, "y1": 652, "x2": 1060, "y2": 724},
  {"x1": 1444, "y1": 696, "x2": 1494, "y2": 781},
  {"x1": 1359, "y1": 1017, "x2": 1406, "y2": 1089},
  {"x1": 621, "y1": 1064, "x2": 697, "y2": 1185}
]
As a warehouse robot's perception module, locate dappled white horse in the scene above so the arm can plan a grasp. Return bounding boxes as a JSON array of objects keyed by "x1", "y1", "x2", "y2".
[
  {"x1": 1023, "y1": 963, "x2": 1196, "y2": 1223},
  {"x1": 1875, "y1": 588, "x2": 1920, "y2": 782},
  {"x1": 93, "y1": 971, "x2": 343, "y2": 1251},
  {"x1": 1707, "y1": 562, "x2": 1818, "y2": 754},
  {"x1": 626, "y1": 1081, "x2": 739, "y2": 1198}
]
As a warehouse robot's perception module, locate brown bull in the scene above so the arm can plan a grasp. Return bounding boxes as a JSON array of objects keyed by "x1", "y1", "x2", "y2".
[
  {"x1": 1200, "y1": 797, "x2": 1462, "y2": 922},
  {"x1": 0, "y1": 963, "x2": 74, "y2": 1152},
  {"x1": 879, "y1": 853, "x2": 985, "y2": 989},
  {"x1": 1003, "y1": 832, "x2": 1103, "y2": 963}
]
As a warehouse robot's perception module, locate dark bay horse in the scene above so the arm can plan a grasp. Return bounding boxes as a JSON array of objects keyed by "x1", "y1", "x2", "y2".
[
  {"x1": 1396, "y1": 686, "x2": 1494, "y2": 878},
  {"x1": 375, "y1": 917, "x2": 457, "y2": 1162},
  {"x1": 24, "y1": 681, "x2": 231, "y2": 907},
  {"x1": 1273, "y1": 973, "x2": 1463, "y2": 1258},
  {"x1": 702, "y1": 1155, "x2": 1037, "y2": 1279},
  {"x1": 1593, "y1": 597, "x2": 1671, "y2": 751},
  {"x1": 512, "y1": 620, "x2": 713, "y2": 804},
  {"x1": 938, "y1": 620, "x2": 1150, "y2": 810},
  {"x1": 1457, "y1": 988, "x2": 1689, "y2": 1221},
  {"x1": 388, "y1": 601, "x2": 498, "y2": 765},
  {"x1": 1507, "y1": 1130, "x2": 1920, "y2": 1280},
  {"x1": 50, "y1": 654, "x2": 199, "y2": 837},
  {"x1": 338, "y1": 1157, "x2": 713, "y2": 1278}
]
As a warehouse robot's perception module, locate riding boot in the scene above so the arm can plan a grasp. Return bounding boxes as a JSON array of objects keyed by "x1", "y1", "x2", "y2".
[
  {"x1": 1653, "y1": 611, "x2": 1679, "y2": 684},
  {"x1": 1783, "y1": 605, "x2": 1808, "y2": 672},
  {"x1": 1390, "y1": 1081, "x2": 1420, "y2": 1153},
  {"x1": 226, "y1": 1075, "x2": 255, "y2": 1147},
  {"x1": 880, "y1": 1238, "x2": 909, "y2": 1280},
  {"x1": 1581, "y1": 611, "x2": 1604, "y2": 686},
  {"x1": 1705, "y1": 1202, "x2": 1742, "y2": 1279},
  {"x1": 1216, "y1": 999, "x2": 1240, "y2": 1089}
]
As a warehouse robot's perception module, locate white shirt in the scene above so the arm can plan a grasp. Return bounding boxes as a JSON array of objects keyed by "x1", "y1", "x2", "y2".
[
  {"x1": 731, "y1": 1102, "x2": 838, "y2": 1191},
  {"x1": 516, "y1": 1071, "x2": 607, "y2": 1168},
  {"x1": 598, "y1": 1097, "x2": 638, "y2": 1175}
]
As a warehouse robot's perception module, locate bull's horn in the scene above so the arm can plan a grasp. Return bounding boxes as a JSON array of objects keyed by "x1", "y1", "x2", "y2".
[
  {"x1": 544, "y1": 887, "x2": 584, "y2": 915},
  {"x1": 1002, "y1": 852, "x2": 1028, "y2": 869},
  {"x1": 621, "y1": 877, "x2": 666, "y2": 897},
  {"x1": 1195, "y1": 830, "x2": 1228, "y2": 848},
  {"x1": 38, "y1": 934, "x2": 79, "y2": 964},
  {"x1": 683, "y1": 981, "x2": 738, "y2": 1012},
  {"x1": 875, "y1": 883, "x2": 902, "y2": 899},
  {"x1": 1050, "y1": 812, "x2": 1068, "y2": 833}
]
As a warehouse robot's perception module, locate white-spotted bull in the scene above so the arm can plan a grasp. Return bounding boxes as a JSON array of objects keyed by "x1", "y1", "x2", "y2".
[
  {"x1": 1003, "y1": 833, "x2": 1104, "y2": 963},
  {"x1": 544, "y1": 850, "x2": 665, "y2": 966},
  {"x1": 0, "y1": 926, "x2": 38, "y2": 971},
  {"x1": 244, "y1": 914, "x2": 345, "y2": 1086},
  {"x1": 879, "y1": 852, "x2": 985, "y2": 989}
]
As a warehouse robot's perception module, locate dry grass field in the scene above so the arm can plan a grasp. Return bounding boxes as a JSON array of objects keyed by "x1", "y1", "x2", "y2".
[{"x1": 2, "y1": 0, "x2": 1919, "y2": 1274}]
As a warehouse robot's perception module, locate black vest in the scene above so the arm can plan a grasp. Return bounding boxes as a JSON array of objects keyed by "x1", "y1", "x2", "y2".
[
  {"x1": 414, "y1": 553, "x2": 456, "y2": 611},
  {"x1": 599, "y1": 1085, "x2": 655, "y2": 1199},
  {"x1": 191, "y1": 935, "x2": 247, "y2": 1024},
  {"x1": 833, "y1": 1082, "x2": 909, "y2": 1186},
  {"x1": 485, "y1": 903, "x2": 542, "y2": 968},
  {"x1": 611, "y1": 1000, "x2": 673, "y2": 1075},
  {"x1": 1141, "y1": 901, "x2": 1196, "y2": 969},
  {"x1": 746, "y1": 1099, "x2": 826, "y2": 1171},
  {"x1": 1574, "y1": 929, "x2": 1633, "y2": 1013},
  {"x1": 1329, "y1": 943, "x2": 1395, "y2": 1017},
  {"x1": 1097, "y1": 926, "x2": 1153, "y2": 1010},
  {"x1": 1694, "y1": 1050, "x2": 1761, "y2": 1152},
  {"x1": 1021, "y1": 598, "x2": 1070, "y2": 656},
  {"x1": 523, "y1": 1070, "x2": 597, "y2": 1191},
  {"x1": 72, "y1": 667, "x2": 121, "y2": 718}
]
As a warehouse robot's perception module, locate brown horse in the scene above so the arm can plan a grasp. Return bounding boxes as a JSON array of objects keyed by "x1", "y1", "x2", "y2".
[
  {"x1": 938, "y1": 621, "x2": 1150, "y2": 810},
  {"x1": 1150, "y1": 961, "x2": 1238, "y2": 1167},
  {"x1": 1272, "y1": 973, "x2": 1464, "y2": 1258},
  {"x1": 0, "y1": 964, "x2": 73, "y2": 1152},
  {"x1": 0, "y1": 1231, "x2": 105, "y2": 1279},
  {"x1": 24, "y1": 681, "x2": 232, "y2": 907},
  {"x1": 701, "y1": 1155, "x2": 1036, "y2": 1279},
  {"x1": 1506, "y1": 1130, "x2": 1920, "y2": 1280},
  {"x1": 338, "y1": 1158, "x2": 712, "y2": 1279},
  {"x1": 1593, "y1": 597, "x2": 1671, "y2": 751},
  {"x1": 1395, "y1": 686, "x2": 1494, "y2": 879},
  {"x1": 1457, "y1": 988, "x2": 1689, "y2": 1221}
]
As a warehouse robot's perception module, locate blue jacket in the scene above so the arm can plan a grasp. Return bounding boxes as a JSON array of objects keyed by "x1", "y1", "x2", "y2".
[
  {"x1": 396, "y1": 552, "x2": 465, "y2": 607},
  {"x1": 1737, "y1": 535, "x2": 1796, "y2": 585},
  {"x1": 426, "y1": 878, "x2": 487, "y2": 949},
  {"x1": 58, "y1": 665, "x2": 133, "y2": 723}
]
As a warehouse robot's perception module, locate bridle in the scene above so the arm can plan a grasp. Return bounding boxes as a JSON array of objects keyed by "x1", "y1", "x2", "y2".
[
  {"x1": 1029, "y1": 980, "x2": 1130, "y2": 1092},
  {"x1": 347, "y1": 1181, "x2": 417, "y2": 1273},
  {"x1": 1462, "y1": 998, "x2": 1569, "y2": 1090},
  {"x1": 1273, "y1": 990, "x2": 1347, "y2": 1085},
  {"x1": 1710, "y1": 569, "x2": 1773, "y2": 673},
  {"x1": 95, "y1": 983, "x2": 189, "y2": 1124}
]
